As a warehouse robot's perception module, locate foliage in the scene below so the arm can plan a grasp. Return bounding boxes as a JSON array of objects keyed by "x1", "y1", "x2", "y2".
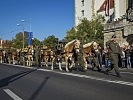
[
  {"x1": 12, "y1": 32, "x2": 28, "y2": 49},
  {"x1": 42, "y1": 35, "x2": 58, "y2": 48},
  {"x1": 65, "y1": 15, "x2": 105, "y2": 46},
  {"x1": 32, "y1": 38, "x2": 41, "y2": 47}
]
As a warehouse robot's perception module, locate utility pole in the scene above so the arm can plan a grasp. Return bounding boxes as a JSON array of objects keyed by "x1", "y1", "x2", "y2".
[
  {"x1": 92, "y1": 0, "x2": 95, "y2": 18},
  {"x1": 21, "y1": 20, "x2": 25, "y2": 49}
]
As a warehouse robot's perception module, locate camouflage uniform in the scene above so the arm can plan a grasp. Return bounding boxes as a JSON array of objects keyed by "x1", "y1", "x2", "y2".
[
  {"x1": 35, "y1": 46, "x2": 41, "y2": 67},
  {"x1": 105, "y1": 35, "x2": 122, "y2": 77}
]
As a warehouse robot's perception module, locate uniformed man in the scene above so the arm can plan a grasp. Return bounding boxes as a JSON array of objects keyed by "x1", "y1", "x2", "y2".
[
  {"x1": 78, "y1": 41, "x2": 85, "y2": 71},
  {"x1": 35, "y1": 46, "x2": 41, "y2": 67},
  {"x1": 105, "y1": 34, "x2": 123, "y2": 77}
]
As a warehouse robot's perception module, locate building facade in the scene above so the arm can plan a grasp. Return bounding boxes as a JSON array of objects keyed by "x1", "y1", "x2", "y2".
[
  {"x1": 74, "y1": 0, "x2": 104, "y2": 26},
  {"x1": 101, "y1": 0, "x2": 133, "y2": 47}
]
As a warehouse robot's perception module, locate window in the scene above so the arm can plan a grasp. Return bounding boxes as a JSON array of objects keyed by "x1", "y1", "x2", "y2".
[
  {"x1": 81, "y1": 0, "x2": 84, "y2": 6},
  {"x1": 81, "y1": 10, "x2": 84, "y2": 16}
]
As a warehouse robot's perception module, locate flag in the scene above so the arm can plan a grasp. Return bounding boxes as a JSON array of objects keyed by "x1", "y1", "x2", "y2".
[{"x1": 105, "y1": 0, "x2": 110, "y2": 16}]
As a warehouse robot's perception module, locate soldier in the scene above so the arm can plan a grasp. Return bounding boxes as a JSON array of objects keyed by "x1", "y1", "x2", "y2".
[
  {"x1": 35, "y1": 46, "x2": 41, "y2": 67},
  {"x1": 78, "y1": 41, "x2": 85, "y2": 71},
  {"x1": 105, "y1": 34, "x2": 123, "y2": 77}
]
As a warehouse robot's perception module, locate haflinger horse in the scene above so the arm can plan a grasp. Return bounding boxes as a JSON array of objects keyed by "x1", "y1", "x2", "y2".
[
  {"x1": 83, "y1": 41, "x2": 99, "y2": 69},
  {"x1": 63, "y1": 39, "x2": 80, "y2": 72},
  {"x1": 41, "y1": 46, "x2": 52, "y2": 67},
  {"x1": 27, "y1": 46, "x2": 34, "y2": 66},
  {"x1": 11, "y1": 48, "x2": 18, "y2": 64}
]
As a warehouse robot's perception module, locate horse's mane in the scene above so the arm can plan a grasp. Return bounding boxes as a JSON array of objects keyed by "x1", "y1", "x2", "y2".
[
  {"x1": 83, "y1": 41, "x2": 94, "y2": 48},
  {"x1": 64, "y1": 39, "x2": 77, "y2": 49}
]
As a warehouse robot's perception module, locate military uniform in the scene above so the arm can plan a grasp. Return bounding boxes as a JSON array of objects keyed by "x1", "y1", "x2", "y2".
[
  {"x1": 35, "y1": 46, "x2": 41, "y2": 67},
  {"x1": 91, "y1": 49, "x2": 101, "y2": 72},
  {"x1": 78, "y1": 41, "x2": 85, "y2": 71},
  {"x1": 105, "y1": 35, "x2": 122, "y2": 77}
]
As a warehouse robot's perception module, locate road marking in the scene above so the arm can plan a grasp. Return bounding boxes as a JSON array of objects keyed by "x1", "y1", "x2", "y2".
[
  {"x1": 38, "y1": 69, "x2": 133, "y2": 87},
  {"x1": 3, "y1": 63, "x2": 133, "y2": 87},
  {"x1": 120, "y1": 72, "x2": 133, "y2": 75},
  {"x1": 3, "y1": 89, "x2": 22, "y2": 100}
]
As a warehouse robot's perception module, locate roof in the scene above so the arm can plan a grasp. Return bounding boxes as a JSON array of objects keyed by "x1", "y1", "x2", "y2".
[{"x1": 97, "y1": 0, "x2": 114, "y2": 13}]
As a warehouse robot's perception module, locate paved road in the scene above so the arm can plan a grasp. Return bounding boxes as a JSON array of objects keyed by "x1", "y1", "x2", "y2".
[{"x1": 0, "y1": 63, "x2": 133, "y2": 100}]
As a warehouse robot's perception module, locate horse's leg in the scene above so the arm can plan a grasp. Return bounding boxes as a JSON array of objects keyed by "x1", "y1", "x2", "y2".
[
  {"x1": 12, "y1": 56, "x2": 15, "y2": 64},
  {"x1": 0, "y1": 56, "x2": 2, "y2": 63},
  {"x1": 27, "y1": 56, "x2": 29, "y2": 66},
  {"x1": 58, "y1": 61, "x2": 62, "y2": 71},
  {"x1": 83, "y1": 57, "x2": 88, "y2": 71},
  {"x1": 69, "y1": 57, "x2": 74, "y2": 70},
  {"x1": 65, "y1": 56, "x2": 69, "y2": 72},
  {"x1": 46, "y1": 58, "x2": 48, "y2": 67},
  {"x1": 51, "y1": 57, "x2": 55, "y2": 70}
]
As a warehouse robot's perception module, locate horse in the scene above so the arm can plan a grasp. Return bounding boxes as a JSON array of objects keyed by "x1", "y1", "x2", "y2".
[
  {"x1": 83, "y1": 41, "x2": 94, "y2": 68},
  {"x1": 41, "y1": 46, "x2": 52, "y2": 67},
  {"x1": 63, "y1": 39, "x2": 80, "y2": 72},
  {"x1": 11, "y1": 48, "x2": 18, "y2": 64},
  {"x1": 83, "y1": 41, "x2": 100, "y2": 70},
  {"x1": 50, "y1": 43, "x2": 64, "y2": 71},
  {"x1": 27, "y1": 46, "x2": 34, "y2": 66}
]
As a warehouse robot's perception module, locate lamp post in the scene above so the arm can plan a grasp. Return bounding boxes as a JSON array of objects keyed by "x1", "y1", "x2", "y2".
[{"x1": 17, "y1": 20, "x2": 25, "y2": 49}]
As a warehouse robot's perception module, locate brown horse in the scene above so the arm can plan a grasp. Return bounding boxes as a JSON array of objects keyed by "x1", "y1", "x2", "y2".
[
  {"x1": 83, "y1": 41, "x2": 99, "y2": 69},
  {"x1": 41, "y1": 46, "x2": 52, "y2": 67},
  {"x1": 27, "y1": 46, "x2": 34, "y2": 66},
  {"x1": 63, "y1": 39, "x2": 80, "y2": 72}
]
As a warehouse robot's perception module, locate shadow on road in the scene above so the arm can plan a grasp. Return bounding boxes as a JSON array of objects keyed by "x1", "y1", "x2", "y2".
[
  {"x1": 29, "y1": 76, "x2": 50, "y2": 100},
  {"x1": 0, "y1": 69, "x2": 37, "y2": 88}
]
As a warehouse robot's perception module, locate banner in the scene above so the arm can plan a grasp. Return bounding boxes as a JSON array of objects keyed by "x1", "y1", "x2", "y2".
[
  {"x1": 28, "y1": 32, "x2": 33, "y2": 46},
  {"x1": 105, "y1": 0, "x2": 110, "y2": 16}
]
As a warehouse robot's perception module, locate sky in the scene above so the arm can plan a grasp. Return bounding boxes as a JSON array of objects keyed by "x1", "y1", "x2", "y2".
[{"x1": 0, "y1": 0, "x2": 74, "y2": 41}]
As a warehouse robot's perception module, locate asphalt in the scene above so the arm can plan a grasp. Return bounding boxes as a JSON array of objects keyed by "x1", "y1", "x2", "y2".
[{"x1": 0, "y1": 63, "x2": 133, "y2": 100}]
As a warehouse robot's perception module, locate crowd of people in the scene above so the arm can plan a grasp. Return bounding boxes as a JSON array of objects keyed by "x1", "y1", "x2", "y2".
[{"x1": 87, "y1": 34, "x2": 133, "y2": 77}]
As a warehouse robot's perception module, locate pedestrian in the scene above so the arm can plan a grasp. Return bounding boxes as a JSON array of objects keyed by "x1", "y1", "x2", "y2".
[
  {"x1": 125, "y1": 45, "x2": 132, "y2": 69},
  {"x1": 105, "y1": 34, "x2": 123, "y2": 77},
  {"x1": 104, "y1": 48, "x2": 110, "y2": 68}
]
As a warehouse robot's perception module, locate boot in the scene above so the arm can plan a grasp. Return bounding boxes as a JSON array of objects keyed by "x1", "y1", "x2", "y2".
[
  {"x1": 104, "y1": 69, "x2": 109, "y2": 75},
  {"x1": 116, "y1": 72, "x2": 121, "y2": 78}
]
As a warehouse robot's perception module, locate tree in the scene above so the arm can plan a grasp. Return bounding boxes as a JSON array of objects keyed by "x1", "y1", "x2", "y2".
[
  {"x1": 42, "y1": 35, "x2": 58, "y2": 48},
  {"x1": 32, "y1": 38, "x2": 41, "y2": 47},
  {"x1": 12, "y1": 32, "x2": 28, "y2": 49},
  {"x1": 65, "y1": 15, "x2": 105, "y2": 46},
  {"x1": 66, "y1": 27, "x2": 77, "y2": 41}
]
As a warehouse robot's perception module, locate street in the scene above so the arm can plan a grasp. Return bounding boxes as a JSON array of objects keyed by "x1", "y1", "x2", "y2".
[{"x1": 0, "y1": 63, "x2": 133, "y2": 100}]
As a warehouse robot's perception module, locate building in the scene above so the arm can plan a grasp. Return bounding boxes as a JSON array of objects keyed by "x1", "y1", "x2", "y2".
[
  {"x1": 74, "y1": 0, "x2": 133, "y2": 46},
  {"x1": 74, "y1": 0, "x2": 104, "y2": 26},
  {"x1": 97, "y1": 0, "x2": 133, "y2": 47}
]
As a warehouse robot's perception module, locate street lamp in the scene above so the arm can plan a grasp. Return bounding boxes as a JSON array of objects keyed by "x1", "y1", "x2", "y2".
[{"x1": 17, "y1": 20, "x2": 25, "y2": 48}]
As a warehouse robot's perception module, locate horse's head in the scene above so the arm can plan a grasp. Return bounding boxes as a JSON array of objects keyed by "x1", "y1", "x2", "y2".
[
  {"x1": 93, "y1": 42, "x2": 99, "y2": 50},
  {"x1": 73, "y1": 40, "x2": 80, "y2": 54}
]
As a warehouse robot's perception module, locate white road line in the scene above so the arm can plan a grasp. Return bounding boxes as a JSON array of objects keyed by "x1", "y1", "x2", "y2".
[
  {"x1": 120, "y1": 72, "x2": 133, "y2": 75},
  {"x1": 3, "y1": 89, "x2": 22, "y2": 100},
  {"x1": 3, "y1": 63, "x2": 133, "y2": 87},
  {"x1": 38, "y1": 69, "x2": 133, "y2": 87}
]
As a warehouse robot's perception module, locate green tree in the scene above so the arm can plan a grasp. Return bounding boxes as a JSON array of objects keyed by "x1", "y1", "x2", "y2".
[
  {"x1": 65, "y1": 15, "x2": 105, "y2": 46},
  {"x1": 66, "y1": 27, "x2": 77, "y2": 41},
  {"x1": 12, "y1": 32, "x2": 28, "y2": 49},
  {"x1": 42, "y1": 35, "x2": 58, "y2": 48},
  {"x1": 32, "y1": 38, "x2": 41, "y2": 47}
]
